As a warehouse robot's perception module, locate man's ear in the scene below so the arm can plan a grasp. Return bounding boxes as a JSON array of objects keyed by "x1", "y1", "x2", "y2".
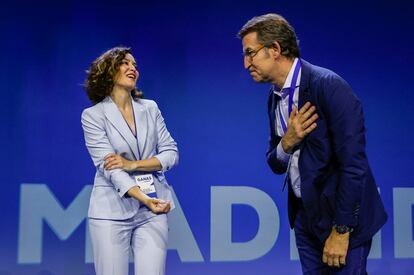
[{"x1": 271, "y1": 41, "x2": 282, "y2": 59}]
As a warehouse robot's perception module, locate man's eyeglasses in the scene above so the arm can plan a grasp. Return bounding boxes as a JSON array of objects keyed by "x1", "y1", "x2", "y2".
[{"x1": 243, "y1": 45, "x2": 266, "y2": 61}]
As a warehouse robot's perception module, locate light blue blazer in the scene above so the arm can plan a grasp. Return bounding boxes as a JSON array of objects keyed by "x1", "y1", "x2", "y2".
[{"x1": 81, "y1": 96, "x2": 178, "y2": 220}]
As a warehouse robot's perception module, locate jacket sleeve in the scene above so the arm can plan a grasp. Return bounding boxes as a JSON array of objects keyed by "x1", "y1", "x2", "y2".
[
  {"x1": 151, "y1": 102, "x2": 179, "y2": 172},
  {"x1": 320, "y1": 74, "x2": 367, "y2": 227},
  {"x1": 81, "y1": 108, "x2": 136, "y2": 198},
  {"x1": 266, "y1": 134, "x2": 289, "y2": 175}
]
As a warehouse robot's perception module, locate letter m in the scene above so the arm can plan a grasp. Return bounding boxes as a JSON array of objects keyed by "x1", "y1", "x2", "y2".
[{"x1": 18, "y1": 184, "x2": 91, "y2": 263}]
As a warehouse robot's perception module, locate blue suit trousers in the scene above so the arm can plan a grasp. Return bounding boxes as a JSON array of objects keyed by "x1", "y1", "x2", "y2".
[{"x1": 294, "y1": 203, "x2": 372, "y2": 275}]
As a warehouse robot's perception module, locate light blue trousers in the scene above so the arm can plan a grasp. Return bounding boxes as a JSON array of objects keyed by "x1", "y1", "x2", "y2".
[{"x1": 89, "y1": 211, "x2": 168, "y2": 275}]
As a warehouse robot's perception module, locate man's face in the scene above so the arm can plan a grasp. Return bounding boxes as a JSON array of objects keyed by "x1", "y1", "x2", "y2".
[{"x1": 242, "y1": 32, "x2": 275, "y2": 83}]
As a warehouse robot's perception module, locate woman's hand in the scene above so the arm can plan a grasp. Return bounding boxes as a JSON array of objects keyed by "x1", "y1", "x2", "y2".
[
  {"x1": 104, "y1": 153, "x2": 136, "y2": 172},
  {"x1": 144, "y1": 197, "x2": 171, "y2": 214},
  {"x1": 126, "y1": 187, "x2": 171, "y2": 214}
]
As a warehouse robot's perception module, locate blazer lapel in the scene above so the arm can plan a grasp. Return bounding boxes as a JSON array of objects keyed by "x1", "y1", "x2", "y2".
[
  {"x1": 102, "y1": 97, "x2": 140, "y2": 160},
  {"x1": 132, "y1": 99, "x2": 148, "y2": 159},
  {"x1": 268, "y1": 88, "x2": 279, "y2": 137},
  {"x1": 298, "y1": 59, "x2": 311, "y2": 108},
  {"x1": 297, "y1": 59, "x2": 313, "y2": 155}
]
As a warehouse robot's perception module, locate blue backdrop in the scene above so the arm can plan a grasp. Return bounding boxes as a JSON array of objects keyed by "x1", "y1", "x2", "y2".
[{"x1": 1, "y1": 0, "x2": 413, "y2": 274}]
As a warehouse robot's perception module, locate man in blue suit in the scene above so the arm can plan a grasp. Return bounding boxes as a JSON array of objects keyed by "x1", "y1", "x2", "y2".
[{"x1": 238, "y1": 14, "x2": 387, "y2": 274}]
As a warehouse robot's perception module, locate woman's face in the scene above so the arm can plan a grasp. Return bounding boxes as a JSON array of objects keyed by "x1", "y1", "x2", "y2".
[{"x1": 113, "y1": 53, "x2": 139, "y2": 91}]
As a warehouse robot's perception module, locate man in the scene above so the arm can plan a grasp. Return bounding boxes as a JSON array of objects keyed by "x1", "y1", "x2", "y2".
[{"x1": 238, "y1": 14, "x2": 387, "y2": 274}]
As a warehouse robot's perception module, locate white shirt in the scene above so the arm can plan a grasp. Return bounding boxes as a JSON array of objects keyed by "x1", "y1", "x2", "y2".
[{"x1": 273, "y1": 58, "x2": 302, "y2": 198}]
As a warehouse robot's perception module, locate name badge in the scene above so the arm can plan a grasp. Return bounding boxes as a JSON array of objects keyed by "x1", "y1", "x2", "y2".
[{"x1": 135, "y1": 174, "x2": 157, "y2": 197}]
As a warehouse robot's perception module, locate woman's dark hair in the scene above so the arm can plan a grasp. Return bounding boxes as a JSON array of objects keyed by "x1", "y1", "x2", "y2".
[{"x1": 84, "y1": 46, "x2": 144, "y2": 105}]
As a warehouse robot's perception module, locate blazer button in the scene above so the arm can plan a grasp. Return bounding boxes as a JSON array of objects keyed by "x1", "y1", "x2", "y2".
[{"x1": 117, "y1": 189, "x2": 120, "y2": 192}]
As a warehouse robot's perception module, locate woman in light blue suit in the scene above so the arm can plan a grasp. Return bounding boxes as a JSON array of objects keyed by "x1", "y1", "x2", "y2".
[{"x1": 81, "y1": 46, "x2": 178, "y2": 275}]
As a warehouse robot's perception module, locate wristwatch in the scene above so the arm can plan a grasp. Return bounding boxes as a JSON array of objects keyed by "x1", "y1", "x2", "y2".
[{"x1": 334, "y1": 224, "x2": 353, "y2": 234}]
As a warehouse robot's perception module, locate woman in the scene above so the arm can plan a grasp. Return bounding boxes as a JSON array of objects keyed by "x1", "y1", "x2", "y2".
[{"x1": 81, "y1": 46, "x2": 178, "y2": 275}]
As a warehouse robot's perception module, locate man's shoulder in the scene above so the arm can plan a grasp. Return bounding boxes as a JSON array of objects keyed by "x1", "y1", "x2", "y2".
[
  {"x1": 303, "y1": 60, "x2": 341, "y2": 81},
  {"x1": 302, "y1": 59, "x2": 351, "y2": 91}
]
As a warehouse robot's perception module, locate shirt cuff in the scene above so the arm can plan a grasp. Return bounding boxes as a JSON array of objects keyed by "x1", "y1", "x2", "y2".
[{"x1": 277, "y1": 141, "x2": 291, "y2": 164}]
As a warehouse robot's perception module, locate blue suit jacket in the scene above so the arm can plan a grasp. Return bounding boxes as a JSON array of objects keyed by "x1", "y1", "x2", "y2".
[
  {"x1": 266, "y1": 59, "x2": 387, "y2": 248},
  {"x1": 81, "y1": 96, "x2": 178, "y2": 220}
]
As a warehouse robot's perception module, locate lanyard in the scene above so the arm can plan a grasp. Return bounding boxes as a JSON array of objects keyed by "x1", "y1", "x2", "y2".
[{"x1": 278, "y1": 59, "x2": 301, "y2": 134}]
